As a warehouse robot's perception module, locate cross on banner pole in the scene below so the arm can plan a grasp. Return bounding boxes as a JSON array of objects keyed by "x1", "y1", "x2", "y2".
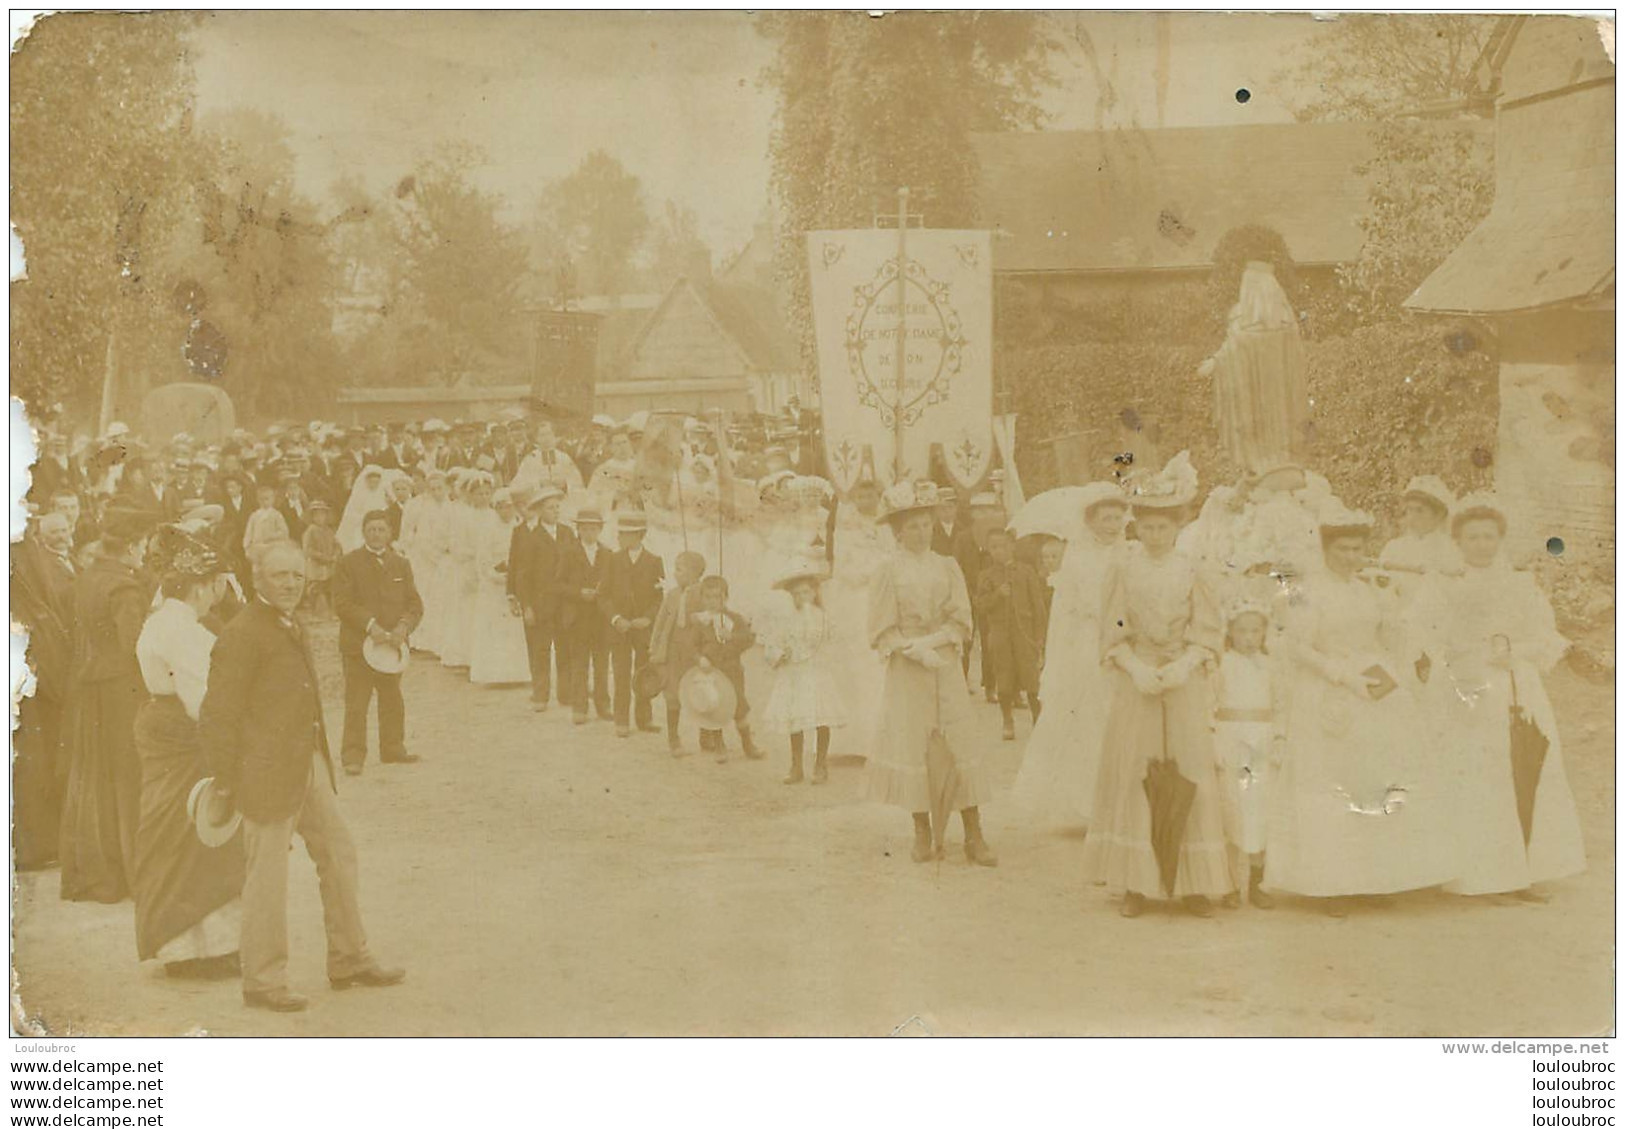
[{"x1": 893, "y1": 186, "x2": 910, "y2": 483}]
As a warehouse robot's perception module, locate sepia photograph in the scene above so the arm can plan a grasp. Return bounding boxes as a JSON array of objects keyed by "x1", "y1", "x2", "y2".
[{"x1": 6, "y1": 8, "x2": 1616, "y2": 1046}]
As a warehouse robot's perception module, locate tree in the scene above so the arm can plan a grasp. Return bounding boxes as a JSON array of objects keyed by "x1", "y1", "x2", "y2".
[
  {"x1": 386, "y1": 147, "x2": 531, "y2": 386},
  {"x1": 1275, "y1": 15, "x2": 1500, "y2": 325},
  {"x1": 1337, "y1": 122, "x2": 1495, "y2": 324},
  {"x1": 173, "y1": 109, "x2": 349, "y2": 419},
  {"x1": 758, "y1": 12, "x2": 1059, "y2": 366},
  {"x1": 533, "y1": 151, "x2": 649, "y2": 300},
  {"x1": 1275, "y1": 14, "x2": 1500, "y2": 122},
  {"x1": 11, "y1": 12, "x2": 205, "y2": 423},
  {"x1": 644, "y1": 200, "x2": 712, "y2": 290}
]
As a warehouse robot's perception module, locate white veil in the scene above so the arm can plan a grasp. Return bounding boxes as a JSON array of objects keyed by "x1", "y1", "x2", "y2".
[{"x1": 337, "y1": 464, "x2": 388, "y2": 552}]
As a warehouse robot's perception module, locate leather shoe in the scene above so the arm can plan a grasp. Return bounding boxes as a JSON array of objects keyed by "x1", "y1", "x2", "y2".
[
  {"x1": 342, "y1": 764, "x2": 363, "y2": 776},
  {"x1": 381, "y1": 754, "x2": 421, "y2": 765},
  {"x1": 244, "y1": 988, "x2": 309, "y2": 1013},
  {"x1": 330, "y1": 965, "x2": 406, "y2": 991}
]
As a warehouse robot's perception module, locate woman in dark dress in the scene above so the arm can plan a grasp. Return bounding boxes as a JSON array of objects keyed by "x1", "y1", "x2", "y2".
[
  {"x1": 59, "y1": 512, "x2": 155, "y2": 903},
  {"x1": 131, "y1": 527, "x2": 245, "y2": 978}
]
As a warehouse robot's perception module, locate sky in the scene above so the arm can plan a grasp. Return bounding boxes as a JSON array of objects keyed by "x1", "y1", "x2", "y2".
[{"x1": 190, "y1": 11, "x2": 1321, "y2": 262}]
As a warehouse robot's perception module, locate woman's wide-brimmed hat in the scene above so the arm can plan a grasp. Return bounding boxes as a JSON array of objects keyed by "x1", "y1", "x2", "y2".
[
  {"x1": 1127, "y1": 451, "x2": 1198, "y2": 511},
  {"x1": 1450, "y1": 491, "x2": 1508, "y2": 536},
  {"x1": 187, "y1": 777, "x2": 242, "y2": 848},
  {"x1": 1403, "y1": 474, "x2": 1456, "y2": 516},
  {"x1": 879, "y1": 480, "x2": 941, "y2": 525},
  {"x1": 1079, "y1": 480, "x2": 1130, "y2": 517},
  {"x1": 679, "y1": 666, "x2": 738, "y2": 730},
  {"x1": 772, "y1": 561, "x2": 830, "y2": 591},
  {"x1": 1317, "y1": 497, "x2": 1376, "y2": 534},
  {"x1": 362, "y1": 634, "x2": 411, "y2": 676}
]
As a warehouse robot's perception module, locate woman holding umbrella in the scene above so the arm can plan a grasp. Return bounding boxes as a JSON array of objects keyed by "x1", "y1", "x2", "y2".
[
  {"x1": 1081, "y1": 453, "x2": 1235, "y2": 917},
  {"x1": 865, "y1": 480, "x2": 997, "y2": 867},
  {"x1": 1410, "y1": 495, "x2": 1585, "y2": 900},
  {"x1": 1264, "y1": 499, "x2": 1456, "y2": 913}
]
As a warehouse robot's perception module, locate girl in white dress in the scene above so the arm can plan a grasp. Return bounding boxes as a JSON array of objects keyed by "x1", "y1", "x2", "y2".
[
  {"x1": 761, "y1": 565, "x2": 848, "y2": 785},
  {"x1": 1411, "y1": 494, "x2": 1585, "y2": 900},
  {"x1": 1013, "y1": 482, "x2": 1127, "y2": 827},
  {"x1": 1213, "y1": 601, "x2": 1284, "y2": 909},
  {"x1": 468, "y1": 488, "x2": 532, "y2": 686},
  {"x1": 1264, "y1": 501, "x2": 1457, "y2": 913},
  {"x1": 438, "y1": 470, "x2": 487, "y2": 671},
  {"x1": 400, "y1": 470, "x2": 447, "y2": 655}
]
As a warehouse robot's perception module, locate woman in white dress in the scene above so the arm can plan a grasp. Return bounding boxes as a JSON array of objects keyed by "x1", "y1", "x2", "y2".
[
  {"x1": 865, "y1": 480, "x2": 997, "y2": 867},
  {"x1": 1264, "y1": 501, "x2": 1457, "y2": 912},
  {"x1": 468, "y1": 488, "x2": 533, "y2": 686},
  {"x1": 1012, "y1": 482, "x2": 1128, "y2": 828},
  {"x1": 400, "y1": 470, "x2": 447, "y2": 655},
  {"x1": 1410, "y1": 494, "x2": 1585, "y2": 899},
  {"x1": 828, "y1": 477, "x2": 893, "y2": 758},
  {"x1": 130, "y1": 527, "x2": 243, "y2": 978},
  {"x1": 336, "y1": 465, "x2": 389, "y2": 553},
  {"x1": 438, "y1": 470, "x2": 488, "y2": 671},
  {"x1": 1378, "y1": 474, "x2": 1464, "y2": 607}
]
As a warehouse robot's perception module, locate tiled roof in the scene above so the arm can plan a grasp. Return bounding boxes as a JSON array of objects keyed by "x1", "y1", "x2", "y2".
[{"x1": 1407, "y1": 25, "x2": 1614, "y2": 315}]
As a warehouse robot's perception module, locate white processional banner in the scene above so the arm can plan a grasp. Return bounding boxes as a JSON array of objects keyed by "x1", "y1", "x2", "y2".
[{"x1": 806, "y1": 229, "x2": 994, "y2": 492}]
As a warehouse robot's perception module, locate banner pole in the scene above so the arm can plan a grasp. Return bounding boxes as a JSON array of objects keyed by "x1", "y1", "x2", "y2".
[{"x1": 893, "y1": 186, "x2": 909, "y2": 483}]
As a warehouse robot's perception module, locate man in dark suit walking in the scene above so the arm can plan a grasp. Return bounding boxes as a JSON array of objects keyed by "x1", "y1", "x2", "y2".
[
  {"x1": 599, "y1": 510, "x2": 663, "y2": 738},
  {"x1": 508, "y1": 486, "x2": 574, "y2": 711},
  {"x1": 199, "y1": 540, "x2": 403, "y2": 1013},
  {"x1": 331, "y1": 509, "x2": 424, "y2": 774},
  {"x1": 557, "y1": 507, "x2": 612, "y2": 725}
]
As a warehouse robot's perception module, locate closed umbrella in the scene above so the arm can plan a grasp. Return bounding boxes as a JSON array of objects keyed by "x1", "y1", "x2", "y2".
[
  {"x1": 1142, "y1": 696, "x2": 1197, "y2": 898},
  {"x1": 1508, "y1": 672, "x2": 1550, "y2": 849}
]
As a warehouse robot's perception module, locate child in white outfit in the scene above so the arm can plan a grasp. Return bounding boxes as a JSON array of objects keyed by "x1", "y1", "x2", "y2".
[{"x1": 1214, "y1": 603, "x2": 1284, "y2": 909}]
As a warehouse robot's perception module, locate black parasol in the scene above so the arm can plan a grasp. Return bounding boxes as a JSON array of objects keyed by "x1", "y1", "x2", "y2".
[
  {"x1": 1142, "y1": 695, "x2": 1197, "y2": 899},
  {"x1": 1508, "y1": 671, "x2": 1550, "y2": 850}
]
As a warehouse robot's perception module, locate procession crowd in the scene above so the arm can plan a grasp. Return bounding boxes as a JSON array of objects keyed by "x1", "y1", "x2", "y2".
[{"x1": 11, "y1": 391, "x2": 1588, "y2": 1014}]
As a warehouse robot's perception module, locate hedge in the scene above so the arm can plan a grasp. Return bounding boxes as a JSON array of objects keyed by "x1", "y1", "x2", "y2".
[{"x1": 1000, "y1": 317, "x2": 1500, "y2": 542}]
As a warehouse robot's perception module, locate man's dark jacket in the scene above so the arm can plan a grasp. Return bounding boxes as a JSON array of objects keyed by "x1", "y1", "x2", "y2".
[
  {"x1": 330, "y1": 546, "x2": 424, "y2": 656},
  {"x1": 199, "y1": 599, "x2": 336, "y2": 823}
]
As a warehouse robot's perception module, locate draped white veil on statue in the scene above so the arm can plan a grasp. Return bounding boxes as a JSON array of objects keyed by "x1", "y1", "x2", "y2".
[{"x1": 337, "y1": 464, "x2": 389, "y2": 552}]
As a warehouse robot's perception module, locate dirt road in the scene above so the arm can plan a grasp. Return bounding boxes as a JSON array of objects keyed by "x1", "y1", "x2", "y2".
[{"x1": 12, "y1": 624, "x2": 1615, "y2": 1036}]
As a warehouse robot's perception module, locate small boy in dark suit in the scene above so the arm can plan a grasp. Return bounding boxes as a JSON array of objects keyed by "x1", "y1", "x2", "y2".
[
  {"x1": 557, "y1": 507, "x2": 612, "y2": 725},
  {"x1": 973, "y1": 526, "x2": 1047, "y2": 741},
  {"x1": 599, "y1": 510, "x2": 665, "y2": 738},
  {"x1": 675, "y1": 575, "x2": 760, "y2": 762}
]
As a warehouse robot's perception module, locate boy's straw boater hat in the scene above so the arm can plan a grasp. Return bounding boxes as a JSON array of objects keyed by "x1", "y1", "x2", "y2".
[
  {"x1": 679, "y1": 666, "x2": 738, "y2": 730},
  {"x1": 633, "y1": 664, "x2": 666, "y2": 702},
  {"x1": 616, "y1": 510, "x2": 648, "y2": 533}
]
